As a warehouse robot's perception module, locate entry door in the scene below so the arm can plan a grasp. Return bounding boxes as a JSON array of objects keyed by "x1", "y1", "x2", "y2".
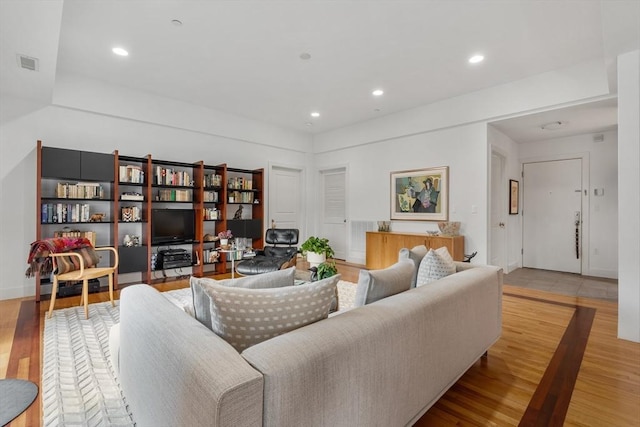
[
  {"x1": 490, "y1": 152, "x2": 506, "y2": 270},
  {"x1": 321, "y1": 168, "x2": 346, "y2": 260},
  {"x1": 523, "y1": 159, "x2": 582, "y2": 273},
  {"x1": 269, "y1": 166, "x2": 302, "y2": 231}
]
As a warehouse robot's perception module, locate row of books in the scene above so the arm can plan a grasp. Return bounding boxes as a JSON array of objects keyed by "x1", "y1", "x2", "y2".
[
  {"x1": 203, "y1": 207, "x2": 220, "y2": 220},
  {"x1": 119, "y1": 165, "x2": 145, "y2": 184},
  {"x1": 203, "y1": 191, "x2": 218, "y2": 202},
  {"x1": 204, "y1": 174, "x2": 222, "y2": 188},
  {"x1": 42, "y1": 203, "x2": 92, "y2": 223},
  {"x1": 155, "y1": 166, "x2": 192, "y2": 186},
  {"x1": 228, "y1": 191, "x2": 254, "y2": 203},
  {"x1": 53, "y1": 230, "x2": 96, "y2": 247},
  {"x1": 157, "y1": 189, "x2": 191, "y2": 202},
  {"x1": 56, "y1": 182, "x2": 105, "y2": 199},
  {"x1": 228, "y1": 176, "x2": 253, "y2": 190}
]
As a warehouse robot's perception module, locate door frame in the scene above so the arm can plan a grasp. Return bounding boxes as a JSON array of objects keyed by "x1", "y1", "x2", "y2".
[
  {"x1": 489, "y1": 147, "x2": 508, "y2": 272},
  {"x1": 268, "y1": 161, "x2": 306, "y2": 238},
  {"x1": 520, "y1": 152, "x2": 590, "y2": 275}
]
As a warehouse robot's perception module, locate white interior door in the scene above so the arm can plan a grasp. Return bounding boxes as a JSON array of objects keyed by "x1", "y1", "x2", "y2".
[
  {"x1": 321, "y1": 168, "x2": 346, "y2": 260},
  {"x1": 269, "y1": 166, "x2": 302, "y2": 231},
  {"x1": 490, "y1": 152, "x2": 506, "y2": 270},
  {"x1": 523, "y1": 159, "x2": 582, "y2": 273}
]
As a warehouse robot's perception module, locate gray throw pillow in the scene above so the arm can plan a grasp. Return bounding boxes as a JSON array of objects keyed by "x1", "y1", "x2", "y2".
[
  {"x1": 354, "y1": 260, "x2": 414, "y2": 307},
  {"x1": 190, "y1": 267, "x2": 296, "y2": 329},
  {"x1": 398, "y1": 244, "x2": 429, "y2": 288},
  {"x1": 416, "y1": 247, "x2": 456, "y2": 286},
  {"x1": 205, "y1": 275, "x2": 339, "y2": 351}
]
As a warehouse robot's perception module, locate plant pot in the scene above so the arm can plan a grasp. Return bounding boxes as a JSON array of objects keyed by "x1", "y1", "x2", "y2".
[
  {"x1": 220, "y1": 238, "x2": 229, "y2": 246},
  {"x1": 306, "y1": 251, "x2": 326, "y2": 268}
]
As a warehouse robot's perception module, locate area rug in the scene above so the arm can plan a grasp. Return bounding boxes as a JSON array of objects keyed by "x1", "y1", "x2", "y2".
[
  {"x1": 43, "y1": 280, "x2": 357, "y2": 426},
  {"x1": 0, "y1": 379, "x2": 38, "y2": 426}
]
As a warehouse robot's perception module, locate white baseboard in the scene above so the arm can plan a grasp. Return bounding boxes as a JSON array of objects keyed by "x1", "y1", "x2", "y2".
[
  {"x1": 0, "y1": 285, "x2": 35, "y2": 301},
  {"x1": 507, "y1": 262, "x2": 520, "y2": 274},
  {"x1": 585, "y1": 268, "x2": 618, "y2": 280}
]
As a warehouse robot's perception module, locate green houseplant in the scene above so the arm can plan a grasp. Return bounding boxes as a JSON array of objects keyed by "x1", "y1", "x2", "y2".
[
  {"x1": 316, "y1": 260, "x2": 338, "y2": 280},
  {"x1": 300, "y1": 236, "x2": 335, "y2": 267}
]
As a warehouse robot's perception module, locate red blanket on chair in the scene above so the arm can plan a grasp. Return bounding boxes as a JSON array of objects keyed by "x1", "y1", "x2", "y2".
[{"x1": 25, "y1": 237, "x2": 99, "y2": 277}]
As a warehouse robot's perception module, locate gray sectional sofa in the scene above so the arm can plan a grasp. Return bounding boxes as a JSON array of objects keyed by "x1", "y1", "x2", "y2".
[{"x1": 115, "y1": 259, "x2": 502, "y2": 426}]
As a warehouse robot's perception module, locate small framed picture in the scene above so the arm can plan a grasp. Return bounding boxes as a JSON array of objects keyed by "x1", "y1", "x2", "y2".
[
  {"x1": 509, "y1": 179, "x2": 519, "y2": 215},
  {"x1": 390, "y1": 166, "x2": 449, "y2": 221}
]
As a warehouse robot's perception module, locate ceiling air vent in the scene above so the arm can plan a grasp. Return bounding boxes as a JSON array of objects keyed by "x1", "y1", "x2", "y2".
[{"x1": 17, "y1": 54, "x2": 39, "y2": 71}]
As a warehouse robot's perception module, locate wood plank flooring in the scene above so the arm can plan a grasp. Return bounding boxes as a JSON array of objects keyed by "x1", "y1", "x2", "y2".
[{"x1": 1, "y1": 261, "x2": 639, "y2": 426}]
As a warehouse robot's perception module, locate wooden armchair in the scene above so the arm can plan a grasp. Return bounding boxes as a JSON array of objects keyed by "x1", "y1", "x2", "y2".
[{"x1": 48, "y1": 247, "x2": 119, "y2": 319}]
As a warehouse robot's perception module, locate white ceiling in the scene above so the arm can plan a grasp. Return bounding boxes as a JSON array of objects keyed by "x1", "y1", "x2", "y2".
[{"x1": 1, "y1": 0, "x2": 639, "y2": 136}]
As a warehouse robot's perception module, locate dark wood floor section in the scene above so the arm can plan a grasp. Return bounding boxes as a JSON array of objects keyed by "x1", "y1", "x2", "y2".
[{"x1": 515, "y1": 296, "x2": 596, "y2": 426}]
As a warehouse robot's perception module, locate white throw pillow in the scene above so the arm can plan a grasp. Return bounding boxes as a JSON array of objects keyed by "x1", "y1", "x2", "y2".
[
  {"x1": 416, "y1": 247, "x2": 456, "y2": 286},
  {"x1": 190, "y1": 267, "x2": 296, "y2": 329},
  {"x1": 205, "y1": 275, "x2": 339, "y2": 351}
]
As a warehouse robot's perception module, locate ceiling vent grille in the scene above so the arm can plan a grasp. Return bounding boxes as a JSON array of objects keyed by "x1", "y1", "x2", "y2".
[{"x1": 17, "y1": 54, "x2": 39, "y2": 71}]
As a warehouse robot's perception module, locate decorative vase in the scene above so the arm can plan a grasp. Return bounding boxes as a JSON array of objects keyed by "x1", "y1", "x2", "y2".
[
  {"x1": 306, "y1": 251, "x2": 326, "y2": 268},
  {"x1": 123, "y1": 234, "x2": 132, "y2": 246}
]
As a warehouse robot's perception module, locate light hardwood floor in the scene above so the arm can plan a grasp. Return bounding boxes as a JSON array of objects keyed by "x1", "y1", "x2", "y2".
[{"x1": 2, "y1": 262, "x2": 639, "y2": 426}]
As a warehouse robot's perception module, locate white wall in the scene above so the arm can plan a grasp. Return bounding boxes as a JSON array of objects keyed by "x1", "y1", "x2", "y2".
[
  {"x1": 617, "y1": 50, "x2": 640, "y2": 343},
  {"x1": 518, "y1": 130, "x2": 619, "y2": 279},
  {"x1": 487, "y1": 126, "x2": 522, "y2": 272},
  {"x1": 0, "y1": 105, "x2": 312, "y2": 300},
  {"x1": 314, "y1": 123, "x2": 488, "y2": 265}
]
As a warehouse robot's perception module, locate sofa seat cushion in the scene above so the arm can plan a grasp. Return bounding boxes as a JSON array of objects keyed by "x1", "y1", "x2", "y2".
[
  {"x1": 204, "y1": 275, "x2": 340, "y2": 351},
  {"x1": 354, "y1": 260, "x2": 414, "y2": 307},
  {"x1": 191, "y1": 267, "x2": 296, "y2": 329},
  {"x1": 416, "y1": 247, "x2": 456, "y2": 286}
]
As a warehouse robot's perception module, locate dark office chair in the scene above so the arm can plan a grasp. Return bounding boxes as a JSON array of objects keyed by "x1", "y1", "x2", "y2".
[{"x1": 235, "y1": 229, "x2": 299, "y2": 275}]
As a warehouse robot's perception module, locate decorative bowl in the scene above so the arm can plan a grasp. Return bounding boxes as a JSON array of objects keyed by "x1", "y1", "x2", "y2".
[
  {"x1": 437, "y1": 221, "x2": 461, "y2": 236},
  {"x1": 426, "y1": 230, "x2": 439, "y2": 236}
]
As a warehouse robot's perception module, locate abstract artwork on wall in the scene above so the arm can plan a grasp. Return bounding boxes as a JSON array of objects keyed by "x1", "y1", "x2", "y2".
[{"x1": 390, "y1": 166, "x2": 449, "y2": 221}]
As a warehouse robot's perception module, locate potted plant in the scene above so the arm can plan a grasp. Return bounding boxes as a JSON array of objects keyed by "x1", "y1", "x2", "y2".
[
  {"x1": 316, "y1": 260, "x2": 338, "y2": 280},
  {"x1": 300, "y1": 236, "x2": 335, "y2": 267},
  {"x1": 218, "y1": 230, "x2": 233, "y2": 247}
]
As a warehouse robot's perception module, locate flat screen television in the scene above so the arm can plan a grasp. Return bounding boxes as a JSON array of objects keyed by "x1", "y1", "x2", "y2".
[{"x1": 151, "y1": 209, "x2": 196, "y2": 245}]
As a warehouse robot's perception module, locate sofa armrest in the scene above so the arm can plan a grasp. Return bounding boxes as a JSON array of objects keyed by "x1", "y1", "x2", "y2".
[{"x1": 119, "y1": 285, "x2": 263, "y2": 427}]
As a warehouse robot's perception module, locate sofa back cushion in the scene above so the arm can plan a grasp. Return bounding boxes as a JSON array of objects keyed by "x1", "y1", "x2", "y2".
[
  {"x1": 204, "y1": 275, "x2": 339, "y2": 351},
  {"x1": 416, "y1": 247, "x2": 456, "y2": 286},
  {"x1": 398, "y1": 245, "x2": 429, "y2": 288},
  {"x1": 354, "y1": 260, "x2": 414, "y2": 307},
  {"x1": 191, "y1": 267, "x2": 296, "y2": 329}
]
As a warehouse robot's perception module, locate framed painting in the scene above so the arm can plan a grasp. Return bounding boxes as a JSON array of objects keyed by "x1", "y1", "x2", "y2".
[
  {"x1": 509, "y1": 179, "x2": 519, "y2": 215},
  {"x1": 390, "y1": 166, "x2": 449, "y2": 221}
]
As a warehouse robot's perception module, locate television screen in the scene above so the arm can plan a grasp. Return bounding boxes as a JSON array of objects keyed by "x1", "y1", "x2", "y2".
[{"x1": 151, "y1": 209, "x2": 196, "y2": 245}]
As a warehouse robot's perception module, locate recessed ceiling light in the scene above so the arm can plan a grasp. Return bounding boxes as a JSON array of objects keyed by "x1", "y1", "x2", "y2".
[
  {"x1": 541, "y1": 121, "x2": 564, "y2": 130},
  {"x1": 310, "y1": 112, "x2": 320, "y2": 118},
  {"x1": 372, "y1": 89, "x2": 384, "y2": 96},
  {"x1": 112, "y1": 47, "x2": 129, "y2": 56},
  {"x1": 468, "y1": 54, "x2": 484, "y2": 64},
  {"x1": 374, "y1": 108, "x2": 381, "y2": 112},
  {"x1": 300, "y1": 52, "x2": 311, "y2": 60},
  {"x1": 305, "y1": 122, "x2": 313, "y2": 126},
  {"x1": 171, "y1": 19, "x2": 183, "y2": 26}
]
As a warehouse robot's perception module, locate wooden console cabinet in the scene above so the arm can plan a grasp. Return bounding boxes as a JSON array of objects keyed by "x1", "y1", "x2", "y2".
[{"x1": 366, "y1": 231, "x2": 464, "y2": 269}]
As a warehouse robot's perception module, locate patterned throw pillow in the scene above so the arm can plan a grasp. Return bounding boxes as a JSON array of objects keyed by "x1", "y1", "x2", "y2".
[
  {"x1": 416, "y1": 247, "x2": 456, "y2": 286},
  {"x1": 56, "y1": 247, "x2": 101, "y2": 274},
  {"x1": 190, "y1": 268, "x2": 296, "y2": 329},
  {"x1": 204, "y1": 275, "x2": 339, "y2": 351}
]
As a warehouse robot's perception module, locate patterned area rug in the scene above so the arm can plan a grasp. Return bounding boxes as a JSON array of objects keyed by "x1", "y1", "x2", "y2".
[{"x1": 43, "y1": 280, "x2": 357, "y2": 425}]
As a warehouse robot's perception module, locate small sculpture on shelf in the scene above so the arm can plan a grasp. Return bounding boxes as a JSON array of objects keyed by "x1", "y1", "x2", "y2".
[
  {"x1": 89, "y1": 213, "x2": 106, "y2": 222},
  {"x1": 234, "y1": 205, "x2": 243, "y2": 219}
]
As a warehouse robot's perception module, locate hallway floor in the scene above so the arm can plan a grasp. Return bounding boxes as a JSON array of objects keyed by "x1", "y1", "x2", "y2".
[{"x1": 504, "y1": 267, "x2": 618, "y2": 301}]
